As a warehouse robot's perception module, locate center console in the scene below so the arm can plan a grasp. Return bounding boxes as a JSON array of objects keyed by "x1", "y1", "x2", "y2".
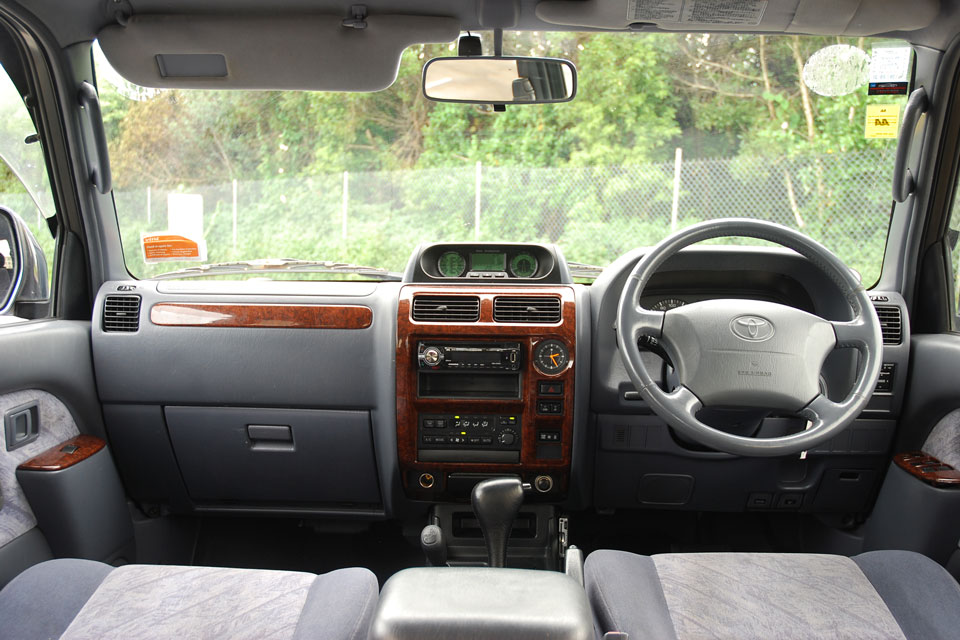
[{"x1": 396, "y1": 285, "x2": 576, "y2": 501}]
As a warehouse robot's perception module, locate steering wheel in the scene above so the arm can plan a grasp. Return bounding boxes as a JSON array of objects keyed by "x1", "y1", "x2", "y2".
[{"x1": 616, "y1": 219, "x2": 882, "y2": 456}]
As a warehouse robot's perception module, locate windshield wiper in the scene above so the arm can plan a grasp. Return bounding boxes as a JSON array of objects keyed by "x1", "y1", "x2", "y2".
[
  {"x1": 565, "y1": 261, "x2": 606, "y2": 279},
  {"x1": 151, "y1": 258, "x2": 403, "y2": 281}
]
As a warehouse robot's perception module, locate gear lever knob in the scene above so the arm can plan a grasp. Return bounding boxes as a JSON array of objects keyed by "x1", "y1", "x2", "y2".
[
  {"x1": 420, "y1": 524, "x2": 447, "y2": 567},
  {"x1": 471, "y1": 477, "x2": 524, "y2": 568}
]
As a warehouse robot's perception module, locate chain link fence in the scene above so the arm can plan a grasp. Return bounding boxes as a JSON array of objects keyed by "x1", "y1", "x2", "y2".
[{"x1": 114, "y1": 149, "x2": 895, "y2": 283}]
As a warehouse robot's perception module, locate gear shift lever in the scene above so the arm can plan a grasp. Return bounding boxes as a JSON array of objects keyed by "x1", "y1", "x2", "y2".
[{"x1": 471, "y1": 478, "x2": 525, "y2": 568}]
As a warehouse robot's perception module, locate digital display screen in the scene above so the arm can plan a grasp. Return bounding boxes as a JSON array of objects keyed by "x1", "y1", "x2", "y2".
[
  {"x1": 471, "y1": 252, "x2": 506, "y2": 272},
  {"x1": 456, "y1": 351, "x2": 501, "y2": 364}
]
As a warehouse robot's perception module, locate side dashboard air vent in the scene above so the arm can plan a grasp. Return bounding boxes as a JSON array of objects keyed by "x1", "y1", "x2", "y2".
[
  {"x1": 874, "y1": 304, "x2": 902, "y2": 345},
  {"x1": 412, "y1": 295, "x2": 480, "y2": 322},
  {"x1": 493, "y1": 296, "x2": 561, "y2": 323},
  {"x1": 102, "y1": 295, "x2": 141, "y2": 332}
]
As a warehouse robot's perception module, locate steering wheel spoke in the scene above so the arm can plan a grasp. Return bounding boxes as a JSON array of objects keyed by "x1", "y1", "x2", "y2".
[
  {"x1": 800, "y1": 393, "x2": 848, "y2": 432},
  {"x1": 667, "y1": 384, "x2": 703, "y2": 419},
  {"x1": 620, "y1": 303, "x2": 665, "y2": 341},
  {"x1": 830, "y1": 317, "x2": 870, "y2": 350}
]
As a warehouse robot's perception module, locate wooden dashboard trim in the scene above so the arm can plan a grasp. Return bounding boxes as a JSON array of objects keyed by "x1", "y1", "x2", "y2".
[
  {"x1": 894, "y1": 451, "x2": 960, "y2": 487},
  {"x1": 18, "y1": 435, "x2": 106, "y2": 472},
  {"x1": 150, "y1": 303, "x2": 373, "y2": 329},
  {"x1": 396, "y1": 285, "x2": 577, "y2": 498}
]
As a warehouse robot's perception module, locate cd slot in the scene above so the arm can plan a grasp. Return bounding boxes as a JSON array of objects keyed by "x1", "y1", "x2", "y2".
[{"x1": 418, "y1": 371, "x2": 520, "y2": 399}]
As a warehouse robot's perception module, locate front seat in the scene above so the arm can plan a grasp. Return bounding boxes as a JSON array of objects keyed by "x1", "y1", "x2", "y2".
[
  {"x1": 0, "y1": 558, "x2": 378, "y2": 640},
  {"x1": 584, "y1": 550, "x2": 960, "y2": 639}
]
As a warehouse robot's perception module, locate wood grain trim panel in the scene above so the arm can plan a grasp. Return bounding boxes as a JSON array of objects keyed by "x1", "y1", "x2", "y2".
[
  {"x1": 397, "y1": 285, "x2": 577, "y2": 499},
  {"x1": 150, "y1": 303, "x2": 373, "y2": 329},
  {"x1": 18, "y1": 435, "x2": 106, "y2": 472},
  {"x1": 894, "y1": 452, "x2": 960, "y2": 487}
]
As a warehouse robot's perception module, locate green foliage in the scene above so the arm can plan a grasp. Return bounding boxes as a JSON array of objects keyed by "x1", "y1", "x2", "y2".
[{"x1": 90, "y1": 32, "x2": 905, "y2": 284}]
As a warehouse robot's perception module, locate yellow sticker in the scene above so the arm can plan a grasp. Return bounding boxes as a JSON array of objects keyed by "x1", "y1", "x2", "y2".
[{"x1": 865, "y1": 104, "x2": 900, "y2": 139}]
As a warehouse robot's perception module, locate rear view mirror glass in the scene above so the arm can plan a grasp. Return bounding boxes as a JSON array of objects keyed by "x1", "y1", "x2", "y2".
[
  {"x1": 0, "y1": 213, "x2": 15, "y2": 310},
  {"x1": 423, "y1": 57, "x2": 576, "y2": 104},
  {"x1": 0, "y1": 207, "x2": 49, "y2": 317}
]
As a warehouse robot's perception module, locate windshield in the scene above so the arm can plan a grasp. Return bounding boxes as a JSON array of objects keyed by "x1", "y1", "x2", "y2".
[{"x1": 95, "y1": 33, "x2": 909, "y2": 283}]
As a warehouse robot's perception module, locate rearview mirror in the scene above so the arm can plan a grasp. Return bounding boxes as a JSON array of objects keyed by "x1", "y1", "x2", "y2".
[{"x1": 423, "y1": 57, "x2": 576, "y2": 104}]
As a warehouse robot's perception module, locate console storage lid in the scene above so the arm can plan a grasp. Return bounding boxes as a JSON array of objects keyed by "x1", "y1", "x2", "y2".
[{"x1": 371, "y1": 567, "x2": 593, "y2": 640}]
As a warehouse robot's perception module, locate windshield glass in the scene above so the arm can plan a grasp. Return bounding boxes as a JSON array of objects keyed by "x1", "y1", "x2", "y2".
[{"x1": 95, "y1": 33, "x2": 909, "y2": 283}]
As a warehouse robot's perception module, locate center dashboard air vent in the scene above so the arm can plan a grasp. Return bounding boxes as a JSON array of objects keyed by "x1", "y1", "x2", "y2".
[
  {"x1": 412, "y1": 295, "x2": 480, "y2": 322},
  {"x1": 873, "y1": 304, "x2": 902, "y2": 345},
  {"x1": 493, "y1": 296, "x2": 561, "y2": 324},
  {"x1": 102, "y1": 294, "x2": 142, "y2": 332}
]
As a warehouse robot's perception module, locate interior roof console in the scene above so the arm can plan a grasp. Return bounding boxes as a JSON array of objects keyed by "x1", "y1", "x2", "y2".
[{"x1": 403, "y1": 242, "x2": 573, "y2": 284}]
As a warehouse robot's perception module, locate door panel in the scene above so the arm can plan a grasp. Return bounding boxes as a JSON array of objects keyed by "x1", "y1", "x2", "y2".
[
  {"x1": 0, "y1": 389, "x2": 80, "y2": 546},
  {"x1": 864, "y1": 334, "x2": 960, "y2": 566},
  {"x1": 0, "y1": 320, "x2": 112, "y2": 586},
  {"x1": 0, "y1": 321, "x2": 105, "y2": 438},
  {"x1": 896, "y1": 334, "x2": 960, "y2": 451}
]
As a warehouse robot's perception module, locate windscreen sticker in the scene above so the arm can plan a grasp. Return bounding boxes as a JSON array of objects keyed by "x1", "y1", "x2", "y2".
[
  {"x1": 868, "y1": 46, "x2": 911, "y2": 95},
  {"x1": 865, "y1": 104, "x2": 900, "y2": 139},
  {"x1": 142, "y1": 233, "x2": 207, "y2": 263},
  {"x1": 628, "y1": 0, "x2": 766, "y2": 24}
]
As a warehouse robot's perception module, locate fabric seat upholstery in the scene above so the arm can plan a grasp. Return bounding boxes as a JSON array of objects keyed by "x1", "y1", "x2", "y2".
[
  {"x1": 0, "y1": 558, "x2": 378, "y2": 640},
  {"x1": 584, "y1": 549, "x2": 960, "y2": 640}
]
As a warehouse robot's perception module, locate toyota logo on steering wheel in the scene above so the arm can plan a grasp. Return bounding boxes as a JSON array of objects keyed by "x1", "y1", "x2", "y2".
[{"x1": 730, "y1": 315, "x2": 775, "y2": 342}]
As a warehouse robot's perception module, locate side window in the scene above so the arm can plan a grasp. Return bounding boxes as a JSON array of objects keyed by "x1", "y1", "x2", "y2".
[{"x1": 0, "y1": 61, "x2": 56, "y2": 322}]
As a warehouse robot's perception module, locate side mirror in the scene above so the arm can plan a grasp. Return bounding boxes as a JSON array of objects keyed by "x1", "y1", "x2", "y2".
[
  {"x1": 423, "y1": 56, "x2": 576, "y2": 104},
  {"x1": 0, "y1": 206, "x2": 49, "y2": 320}
]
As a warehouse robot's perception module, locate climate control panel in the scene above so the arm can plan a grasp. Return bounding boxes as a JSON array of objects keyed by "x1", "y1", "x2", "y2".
[{"x1": 418, "y1": 413, "x2": 521, "y2": 463}]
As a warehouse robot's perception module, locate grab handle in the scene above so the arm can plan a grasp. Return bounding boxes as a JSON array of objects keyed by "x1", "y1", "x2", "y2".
[
  {"x1": 893, "y1": 87, "x2": 929, "y2": 203},
  {"x1": 77, "y1": 82, "x2": 112, "y2": 194}
]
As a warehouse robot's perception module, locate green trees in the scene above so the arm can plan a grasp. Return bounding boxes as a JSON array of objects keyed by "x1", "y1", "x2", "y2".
[{"x1": 96, "y1": 32, "x2": 904, "y2": 283}]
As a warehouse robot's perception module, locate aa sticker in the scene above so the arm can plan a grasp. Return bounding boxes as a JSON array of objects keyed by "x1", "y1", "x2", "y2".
[
  {"x1": 865, "y1": 104, "x2": 899, "y2": 139},
  {"x1": 142, "y1": 233, "x2": 206, "y2": 263}
]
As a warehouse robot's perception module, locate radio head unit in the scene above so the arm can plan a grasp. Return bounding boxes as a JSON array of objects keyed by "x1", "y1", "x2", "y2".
[{"x1": 418, "y1": 341, "x2": 521, "y2": 371}]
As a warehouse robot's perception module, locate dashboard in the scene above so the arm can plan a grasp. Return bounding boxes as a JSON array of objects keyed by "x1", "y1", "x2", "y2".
[{"x1": 89, "y1": 241, "x2": 910, "y2": 520}]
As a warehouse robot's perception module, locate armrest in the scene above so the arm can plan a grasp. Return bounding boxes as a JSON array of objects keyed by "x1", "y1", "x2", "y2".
[{"x1": 371, "y1": 567, "x2": 593, "y2": 640}]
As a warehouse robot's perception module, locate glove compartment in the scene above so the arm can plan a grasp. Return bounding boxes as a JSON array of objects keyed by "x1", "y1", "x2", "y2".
[{"x1": 164, "y1": 406, "x2": 381, "y2": 507}]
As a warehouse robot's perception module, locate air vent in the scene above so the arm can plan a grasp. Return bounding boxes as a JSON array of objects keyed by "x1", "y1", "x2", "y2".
[
  {"x1": 493, "y1": 296, "x2": 562, "y2": 323},
  {"x1": 412, "y1": 295, "x2": 480, "y2": 322},
  {"x1": 102, "y1": 295, "x2": 141, "y2": 332},
  {"x1": 874, "y1": 305, "x2": 902, "y2": 345}
]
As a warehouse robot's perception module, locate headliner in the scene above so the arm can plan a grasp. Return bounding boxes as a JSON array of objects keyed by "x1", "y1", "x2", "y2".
[{"x1": 4, "y1": 0, "x2": 958, "y2": 49}]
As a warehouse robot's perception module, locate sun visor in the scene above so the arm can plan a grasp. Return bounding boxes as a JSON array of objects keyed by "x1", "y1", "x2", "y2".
[
  {"x1": 535, "y1": 0, "x2": 938, "y2": 35},
  {"x1": 97, "y1": 14, "x2": 460, "y2": 91}
]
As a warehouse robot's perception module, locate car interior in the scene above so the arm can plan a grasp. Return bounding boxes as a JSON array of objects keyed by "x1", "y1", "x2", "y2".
[{"x1": 1, "y1": 0, "x2": 960, "y2": 638}]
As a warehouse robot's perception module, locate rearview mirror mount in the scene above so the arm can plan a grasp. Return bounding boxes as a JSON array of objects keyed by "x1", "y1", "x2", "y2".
[{"x1": 422, "y1": 56, "x2": 577, "y2": 105}]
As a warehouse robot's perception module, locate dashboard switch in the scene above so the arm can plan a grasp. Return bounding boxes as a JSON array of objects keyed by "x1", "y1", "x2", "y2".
[
  {"x1": 538, "y1": 381, "x2": 563, "y2": 396},
  {"x1": 537, "y1": 401, "x2": 562, "y2": 415}
]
